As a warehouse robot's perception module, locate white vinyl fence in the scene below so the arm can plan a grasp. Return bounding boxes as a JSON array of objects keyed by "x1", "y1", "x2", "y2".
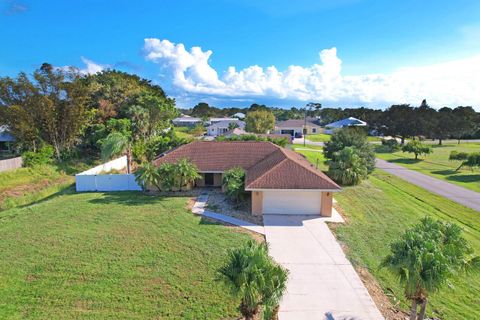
[
  {"x1": 75, "y1": 156, "x2": 142, "y2": 192},
  {"x1": 0, "y1": 156, "x2": 22, "y2": 172}
]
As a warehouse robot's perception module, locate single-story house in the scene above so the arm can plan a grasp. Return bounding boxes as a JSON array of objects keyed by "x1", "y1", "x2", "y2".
[
  {"x1": 0, "y1": 126, "x2": 15, "y2": 151},
  {"x1": 222, "y1": 127, "x2": 248, "y2": 137},
  {"x1": 207, "y1": 120, "x2": 246, "y2": 137},
  {"x1": 232, "y1": 112, "x2": 246, "y2": 119},
  {"x1": 172, "y1": 116, "x2": 203, "y2": 127},
  {"x1": 153, "y1": 141, "x2": 341, "y2": 217},
  {"x1": 209, "y1": 117, "x2": 238, "y2": 125},
  {"x1": 324, "y1": 117, "x2": 367, "y2": 134},
  {"x1": 274, "y1": 119, "x2": 322, "y2": 137}
]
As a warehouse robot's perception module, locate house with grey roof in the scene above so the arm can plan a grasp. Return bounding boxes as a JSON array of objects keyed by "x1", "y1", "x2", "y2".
[
  {"x1": 274, "y1": 118, "x2": 321, "y2": 137},
  {"x1": 207, "y1": 120, "x2": 245, "y2": 137},
  {"x1": 324, "y1": 117, "x2": 367, "y2": 134}
]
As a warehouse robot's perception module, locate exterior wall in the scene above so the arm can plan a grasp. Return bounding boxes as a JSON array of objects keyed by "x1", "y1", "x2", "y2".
[
  {"x1": 276, "y1": 126, "x2": 322, "y2": 135},
  {"x1": 251, "y1": 191, "x2": 263, "y2": 216},
  {"x1": 320, "y1": 191, "x2": 333, "y2": 217},
  {"x1": 0, "y1": 156, "x2": 22, "y2": 172},
  {"x1": 195, "y1": 172, "x2": 223, "y2": 187}
]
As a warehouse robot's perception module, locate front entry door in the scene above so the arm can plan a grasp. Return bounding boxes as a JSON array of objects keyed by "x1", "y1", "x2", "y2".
[{"x1": 204, "y1": 173, "x2": 214, "y2": 186}]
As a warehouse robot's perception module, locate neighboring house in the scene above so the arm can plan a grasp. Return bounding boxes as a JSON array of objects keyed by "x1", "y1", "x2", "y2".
[
  {"x1": 153, "y1": 141, "x2": 341, "y2": 216},
  {"x1": 232, "y1": 112, "x2": 246, "y2": 119},
  {"x1": 207, "y1": 120, "x2": 245, "y2": 137},
  {"x1": 274, "y1": 119, "x2": 322, "y2": 137},
  {"x1": 209, "y1": 117, "x2": 238, "y2": 125},
  {"x1": 324, "y1": 117, "x2": 367, "y2": 134},
  {"x1": 0, "y1": 126, "x2": 15, "y2": 151},
  {"x1": 172, "y1": 116, "x2": 203, "y2": 127},
  {"x1": 222, "y1": 127, "x2": 248, "y2": 137}
]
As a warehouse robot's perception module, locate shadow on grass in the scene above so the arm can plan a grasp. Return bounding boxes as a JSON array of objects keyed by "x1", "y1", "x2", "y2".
[
  {"x1": 446, "y1": 174, "x2": 480, "y2": 184},
  {"x1": 3, "y1": 183, "x2": 76, "y2": 212},
  {"x1": 88, "y1": 191, "x2": 167, "y2": 206},
  {"x1": 389, "y1": 158, "x2": 423, "y2": 165}
]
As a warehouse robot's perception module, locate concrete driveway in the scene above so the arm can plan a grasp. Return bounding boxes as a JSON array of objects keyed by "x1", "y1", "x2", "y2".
[{"x1": 264, "y1": 215, "x2": 383, "y2": 320}]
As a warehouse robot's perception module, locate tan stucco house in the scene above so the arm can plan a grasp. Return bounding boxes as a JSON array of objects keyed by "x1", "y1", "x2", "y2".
[
  {"x1": 153, "y1": 141, "x2": 341, "y2": 217},
  {"x1": 274, "y1": 119, "x2": 322, "y2": 137}
]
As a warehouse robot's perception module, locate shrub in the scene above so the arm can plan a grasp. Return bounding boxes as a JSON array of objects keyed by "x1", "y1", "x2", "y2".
[
  {"x1": 216, "y1": 134, "x2": 289, "y2": 147},
  {"x1": 324, "y1": 128, "x2": 375, "y2": 173},
  {"x1": 449, "y1": 150, "x2": 469, "y2": 161},
  {"x1": 401, "y1": 140, "x2": 432, "y2": 160},
  {"x1": 381, "y1": 138, "x2": 400, "y2": 152},
  {"x1": 327, "y1": 147, "x2": 368, "y2": 185},
  {"x1": 174, "y1": 158, "x2": 201, "y2": 190},
  {"x1": 222, "y1": 167, "x2": 246, "y2": 203},
  {"x1": 22, "y1": 145, "x2": 55, "y2": 167},
  {"x1": 134, "y1": 163, "x2": 162, "y2": 191}
]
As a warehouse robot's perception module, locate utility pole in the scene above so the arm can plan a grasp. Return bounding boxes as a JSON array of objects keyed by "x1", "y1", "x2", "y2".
[{"x1": 303, "y1": 102, "x2": 322, "y2": 147}]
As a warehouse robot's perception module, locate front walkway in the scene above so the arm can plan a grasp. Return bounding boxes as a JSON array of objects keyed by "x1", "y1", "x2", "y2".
[
  {"x1": 264, "y1": 215, "x2": 384, "y2": 320},
  {"x1": 376, "y1": 159, "x2": 480, "y2": 212}
]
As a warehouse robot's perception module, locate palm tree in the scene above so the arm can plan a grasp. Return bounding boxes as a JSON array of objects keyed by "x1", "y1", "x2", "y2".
[
  {"x1": 174, "y1": 158, "x2": 200, "y2": 190},
  {"x1": 158, "y1": 162, "x2": 176, "y2": 191},
  {"x1": 327, "y1": 147, "x2": 368, "y2": 185},
  {"x1": 381, "y1": 217, "x2": 480, "y2": 320},
  {"x1": 219, "y1": 240, "x2": 288, "y2": 320},
  {"x1": 100, "y1": 132, "x2": 133, "y2": 173},
  {"x1": 134, "y1": 163, "x2": 161, "y2": 191}
]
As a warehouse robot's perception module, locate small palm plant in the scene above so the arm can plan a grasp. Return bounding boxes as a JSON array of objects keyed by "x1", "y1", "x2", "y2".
[
  {"x1": 327, "y1": 146, "x2": 368, "y2": 185},
  {"x1": 219, "y1": 240, "x2": 288, "y2": 320},
  {"x1": 134, "y1": 163, "x2": 161, "y2": 191},
  {"x1": 381, "y1": 217, "x2": 480, "y2": 320},
  {"x1": 100, "y1": 132, "x2": 133, "y2": 173},
  {"x1": 174, "y1": 158, "x2": 201, "y2": 190}
]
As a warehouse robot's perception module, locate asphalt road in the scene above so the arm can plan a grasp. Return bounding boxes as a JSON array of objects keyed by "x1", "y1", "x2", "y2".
[{"x1": 376, "y1": 159, "x2": 480, "y2": 212}]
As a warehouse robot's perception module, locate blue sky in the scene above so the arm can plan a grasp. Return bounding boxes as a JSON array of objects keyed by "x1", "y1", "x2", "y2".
[{"x1": 1, "y1": 0, "x2": 480, "y2": 109}]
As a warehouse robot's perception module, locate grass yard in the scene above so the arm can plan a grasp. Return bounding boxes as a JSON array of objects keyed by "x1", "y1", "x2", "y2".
[
  {"x1": 291, "y1": 145, "x2": 327, "y2": 170},
  {"x1": 376, "y1": 142, "x2": 480, "y2": 192},
  {"x1": 305, "y1": 133, "x2": 331, "y2": 142},
  {"x1": 333, "y1": 171, "x2": 480, "y2": 319},
  {"x1": 0, "y1": 192, "x2": 252, "y2": 319}
]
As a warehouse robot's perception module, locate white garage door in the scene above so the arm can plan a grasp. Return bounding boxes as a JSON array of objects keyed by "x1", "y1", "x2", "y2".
[{"x1": 262, "y1": 190, "x2": 321, "y2": 215}]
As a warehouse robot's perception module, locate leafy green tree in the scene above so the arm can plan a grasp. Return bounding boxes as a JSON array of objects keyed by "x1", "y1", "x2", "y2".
[
  {"x1": 382, "y1": 217, "x2": 480, "y2": 320},
  {"x1": 245, "y1": 110, "x2": 275, "y2": 134},
  {"x1": 324, "y1": 127, "x2": 375, "y2": 173},
  {"x1": 134, "y1": 162, "x2": 161, "y2": 191},
  {"x1": 451, "y1": 106, "x2": 478, "y2": 143},
  {"x1": 174, "y1": 158, "x2": 201, "y2": 190},
  {"x1": 219, "y1": 240, "x2": 288, "y2": 320},
  {"x1": 432, "y1": 107, "x2": 454, "y2": 145},
  {"x1": 222, "y1": 167, "x2": 246, "y2": 204},
  {"x1": 401, "y1": 140, "x2": 432, "y2": 160},
  {"x1": 0, "y1": 63, "x2": 90, "y2": 157},
  {"x1": 327, "y1": 147, "x2": 368, "y2": 185},
  {"x1": 383, "y1": 104, "x2": 416, "y2": 144},
  {"x1": 22, "y1": 145, "x2": 55, "y2": 167},
  {"x1": 451, "y1": 152, "x2": 480, "y2": 172},
  {"x1": 100, "y1": 132, "x2": 133, "y2": 173}
]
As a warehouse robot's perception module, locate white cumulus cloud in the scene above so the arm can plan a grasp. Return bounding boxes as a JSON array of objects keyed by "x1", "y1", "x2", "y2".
[
  {"x1": 144, "y1": 38, "x2": 480, "y2": 108},
  {"x1": 79, "y1": 56, "x2": 108, "y2": 75}
]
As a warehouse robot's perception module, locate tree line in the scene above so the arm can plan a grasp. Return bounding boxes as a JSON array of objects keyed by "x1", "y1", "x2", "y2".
[
  {"x1": 183, "y1": 100, "x2": 480, "y2": 143},
  {"x1": 0, "y1": 64, "x2": 182, "y2": 165}
]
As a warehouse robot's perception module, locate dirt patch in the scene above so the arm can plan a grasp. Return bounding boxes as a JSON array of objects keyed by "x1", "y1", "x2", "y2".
[
  {"x1": 356, "y1": 267, "x2": 407, "y2": 320},
  {"x1": 206, "y1": 190, "x2": 263, "y2": 225},
  {"x1": 0, "y1": 175, "x2": 73, "y2": 207}
]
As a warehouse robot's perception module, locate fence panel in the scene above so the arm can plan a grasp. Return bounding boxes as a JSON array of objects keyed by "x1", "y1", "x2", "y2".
[{"x1": 0, "y1": 157, "x2": 22, "y2": 172}]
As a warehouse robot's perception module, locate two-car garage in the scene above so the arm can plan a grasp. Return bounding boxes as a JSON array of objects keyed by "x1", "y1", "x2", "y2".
[{"x1": 261, "y1": 190, "x2": 323, "y2": 215}]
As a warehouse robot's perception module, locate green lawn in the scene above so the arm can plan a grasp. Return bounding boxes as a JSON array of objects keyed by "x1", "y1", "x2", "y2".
[
  {"x1": 305, "y1": 133, "x2": 331, "y2": 142},
  {"x1": 376, "y1": 142, "x2": 480, "y2": 192},
  {"x1": 334, "y1": 171, "x2": 480, "y2": 319},
  {"x1": 291, "y1": 145, "x2": 327, "y2": 170},
  {"x1": 0, "y1": 192, "x2": 251, "y2": 319}
]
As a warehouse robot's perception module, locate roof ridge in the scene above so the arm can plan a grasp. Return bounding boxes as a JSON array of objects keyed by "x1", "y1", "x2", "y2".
[
  {"x1": 245, "y1": 148, "x2": 288, "y2": 189},
  {"x1": 280, "y1": 147, "x2": 332, "y2": 180}
]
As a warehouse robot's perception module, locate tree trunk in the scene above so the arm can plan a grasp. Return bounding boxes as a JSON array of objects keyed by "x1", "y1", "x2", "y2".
[
  {"x1": 415, "y1": 153, "x2": 418, "y2": 160},
  {"x1": 401, "y1": 136, "x2": 405, "y2": 145},
  {"x1": 126, "y1": 150, "x2": 132, "y2": 174},
  {"x1": 417, "y1": 298, "x2": 427, "y2": 320},
  {"x1": 272, "y1": 305, "x2": 280, "y2": 320},
  {"x1": 409, "y1": 299, "x2": 418, "y2": 320},
  {"x1": 438, "y1": 138, "x2": 442, "y2": 145}
]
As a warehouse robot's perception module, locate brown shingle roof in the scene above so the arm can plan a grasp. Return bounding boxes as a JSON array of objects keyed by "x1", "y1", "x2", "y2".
[{"x1": 153, "y1": 141, "x2": 340, "y2": 191}]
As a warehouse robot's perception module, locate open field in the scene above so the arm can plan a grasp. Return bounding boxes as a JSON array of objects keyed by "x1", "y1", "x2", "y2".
[
  {"x1": 376, "y1": 142, "x2": 480, "y2": 192},
  {"x1": 0, "y1": 192, "x2": 251, "y2": 319},
  {"x1": 293, "y1": 147, "x2": 480, "y2": 319}
]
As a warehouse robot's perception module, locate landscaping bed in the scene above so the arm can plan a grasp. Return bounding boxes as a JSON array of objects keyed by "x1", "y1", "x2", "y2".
[{"x1": 206, "y1": 189, "x2": 262, "y2": 225}]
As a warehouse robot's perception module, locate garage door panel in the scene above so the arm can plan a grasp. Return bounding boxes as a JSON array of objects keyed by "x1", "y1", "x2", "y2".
[{"x1": 263, "y1": 191, "x2": 321, "y2": 215}]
